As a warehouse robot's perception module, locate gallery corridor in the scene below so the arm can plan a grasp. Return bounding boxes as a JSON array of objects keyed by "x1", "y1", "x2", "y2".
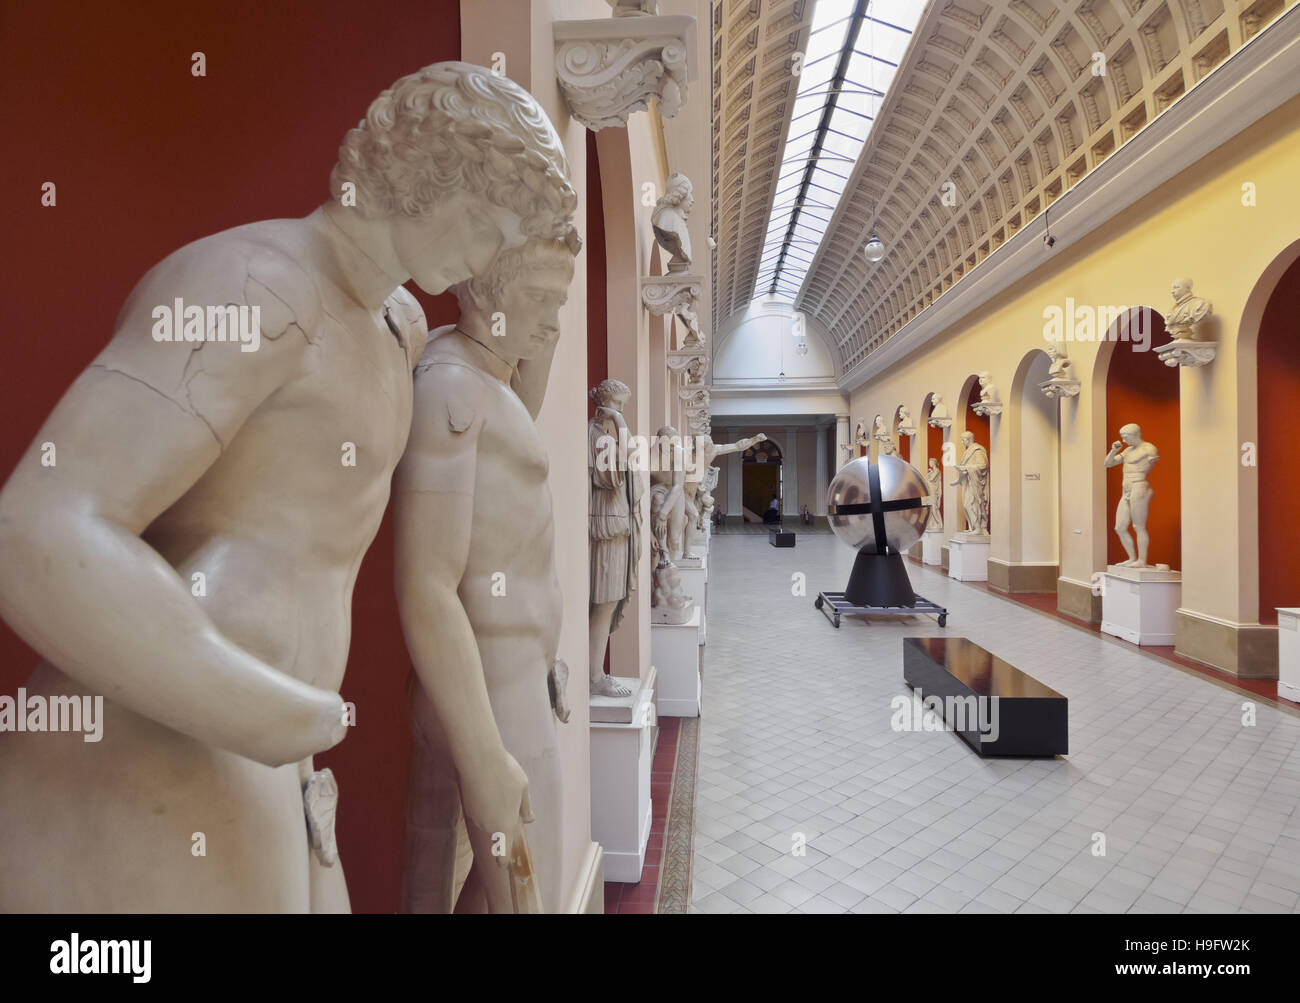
[{"x1": 690, "y1": 534, "x2": 1300, "y2": 914}]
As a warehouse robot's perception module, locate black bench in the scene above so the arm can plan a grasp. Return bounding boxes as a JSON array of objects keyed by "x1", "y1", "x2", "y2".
[
  {"x1": 902, "y1": 636, "x2": 1068, "y2": 757},
  {"x1": 768, "y1": 529, "x2": 795, "y2": 547}
]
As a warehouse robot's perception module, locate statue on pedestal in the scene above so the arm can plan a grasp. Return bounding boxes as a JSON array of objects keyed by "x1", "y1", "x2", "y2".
[
  {"x1": 649, "y1": 426, "x2": 693, "y2": 623},
  {"x1": 951, "y1": 431, "x2": 990, "y2": 537},
  {"x1": 897, "y1": 405, "x2": 916, "y2": 437},
  {"x1": 588, "y1": 379, "x2": 641, "y2": 699},
  {"x1": 651, "y1": 173, "x2": 694, "y2": 274},
  {"x1": 928, "y1": 395, "x2": 952, "y2": 428},
  {"x1": 924, "y1": 458, "x2": 944, "y2": 532},
  {"x1": 684, "y1": 432, "x2": 766, "y2": 532},
  {"x1": 873, "y1": 415, "x2": 897, "y2": 456},
  {"x1": 1166, "y1": 278, "x2": 1213, "y2": 341},
  {"x1": 1104, "y1": 423, "x2": 1160, "y2": 568},
  {"x1": 0, "y1": 61, "x2": 575, "y2": 914}
]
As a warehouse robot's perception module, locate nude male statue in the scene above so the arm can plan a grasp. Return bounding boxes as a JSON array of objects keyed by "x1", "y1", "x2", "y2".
[
  {"x1": 1105, "y1": 422, "x2": 1160, "y2": 568},
  {"x1": 396, "y1": 235, "x2": 577, "y2": 914},
  {"x1": 0, "y1": 62, "x2": 575, "y2": 913}
]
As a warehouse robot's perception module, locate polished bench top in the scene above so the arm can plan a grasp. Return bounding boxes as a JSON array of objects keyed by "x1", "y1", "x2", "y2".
[{"x1": 904, "y1": 636, "x2": 1065, "y2": 700}]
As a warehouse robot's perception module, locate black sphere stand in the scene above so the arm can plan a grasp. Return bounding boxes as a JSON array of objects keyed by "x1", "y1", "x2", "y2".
[{"x1": 814, "y1": 458, "x2": 948, "y2": 629}]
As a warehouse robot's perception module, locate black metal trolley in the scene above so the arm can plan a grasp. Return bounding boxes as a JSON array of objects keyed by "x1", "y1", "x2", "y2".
[{"x1": 814, "y1": 591, "x2": 948, "y2": 629}]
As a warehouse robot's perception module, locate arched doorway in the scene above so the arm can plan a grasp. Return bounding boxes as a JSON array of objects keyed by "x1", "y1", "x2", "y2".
[
  {"x1": 1252, "y1": 250, "x2": 1300, "y2": 626},
  {"x1": 1006, "y1": 349, "x2": 1060, "y2": 591},
  {"x1": 1096, "y1": 309, "x2": 1179, "y2": 570},
  {"x1": 742, "y1": 438, "x2": 783, "y2": 522}
]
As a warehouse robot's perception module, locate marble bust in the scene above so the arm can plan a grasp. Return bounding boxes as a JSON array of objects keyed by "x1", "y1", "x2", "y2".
[
  {"x1": 0, "y1": 61, "x2": 575, "y2": 914},
  {"x1": 1165, "y1": 278, "x2": 1213, "y2": 341},
  {"x1": 873, "y1": 415, "x2": 897, "y2": 456},
  {"x1": 928, "y1": 394, "x2": 952, "y2": 427},
  {"x1": 651, "y1": 173, "x2": 695, "y2": 273},
  {"x1": 1104, "y1": 423, "x2": 1160, "y2": 568}
]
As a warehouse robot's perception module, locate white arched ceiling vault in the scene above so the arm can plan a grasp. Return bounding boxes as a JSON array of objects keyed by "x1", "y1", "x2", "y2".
[{"x1": 711, "y1": 0, "x2": 1295, "y2": 378}]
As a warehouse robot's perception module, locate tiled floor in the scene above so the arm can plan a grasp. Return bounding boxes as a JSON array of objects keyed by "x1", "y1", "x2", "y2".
[{"x1": 690, "y1": 533, "x2": 1300, "y2": 914}]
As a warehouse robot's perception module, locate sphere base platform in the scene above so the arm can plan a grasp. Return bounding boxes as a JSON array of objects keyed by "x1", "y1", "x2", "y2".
[{"x1": 815, "y1": 551, "x2": 947, "y2": 629}]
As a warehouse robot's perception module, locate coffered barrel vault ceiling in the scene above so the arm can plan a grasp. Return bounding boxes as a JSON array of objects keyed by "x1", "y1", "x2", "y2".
[{"x1": 711, "y1": 0, "x2": 1294, "y2": 376}]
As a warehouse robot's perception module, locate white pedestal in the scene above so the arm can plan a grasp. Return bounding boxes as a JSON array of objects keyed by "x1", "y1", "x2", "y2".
[
  {"x1": 1278, "y1": 608, "x2": 1300, "y2": 703},
  {"x1": 948, "y1": 535, "x2": 989, "y2": 581},
  {"x1": 652, "y1": 607, "x2": 702, "y2": 717},
  {"x1": 678, "y1": 553, "x2": 707, "y2": 621},
  {"x1": 922, "y1": 530, "x2": 943, "y2": 566},
  {"x1": 1101, "y1": 565, "x2": 1181, "y2": 645},
  {"x1": 590, "y1": 673, "x2": 655, "y2": 884}
]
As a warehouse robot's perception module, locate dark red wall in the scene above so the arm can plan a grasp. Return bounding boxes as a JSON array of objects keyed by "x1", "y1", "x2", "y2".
[
  {"x1": 1104, "y1": 312, "x2": 1181, "y2": 569},
  {"x1": 0, "y1": 0, "x2": 463, "y2": 913},
  {"x1": 1258, "y1": 257, "x2": 1300, "y2": 623},
  {"x1": 586, "y1": 130, "x2": 608, "y2": 412}
]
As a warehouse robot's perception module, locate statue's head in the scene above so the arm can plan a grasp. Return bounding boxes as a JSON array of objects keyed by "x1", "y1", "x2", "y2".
[
  {"x1": 657, "y1": 173, "x2": 694, "y2": 213},
  {"x1": 453, "y1": 237, "x2": 576, "y2": 360},
  {"x1": 961, "y1": 430, "x2": 974, "y2": 446},
  {"x1": 332, "y1": 62, "x2": 578, "y2": 293},
  {"x1": 928, "y1": 458, "x2": 938, "y2": 470},
  {"x1": 590, "y1": 377, "x2": 631, "y2": 412},
  {"x1": 978, "y1": 370, "x2": 990, "y2": 385},
  {"x1": 1171, "y1": 278, "x2": 1192, "y2": 300},
  {"x1": 1119, "y1": 422, "x2": 1142, "y2": 444}
]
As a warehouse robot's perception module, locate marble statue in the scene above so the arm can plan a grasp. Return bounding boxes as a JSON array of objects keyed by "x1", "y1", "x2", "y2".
[
  {"x1": 0, "y1": 61, "x2": 574, "y2": 914},
  {"x1": 398, "y1": 234, "x2": 579, "y2": 916},
  {"x1": 897, "y1": 405, "x2": 916, "y2": 437},
  {"x1": 973, "y1": 372, "x2": 1003, "y2": 416},
  {"x1": 1104, "y1": 423, "x2": 1160, "y2": 568},
  {"x1": 854, "y1": 419, "x2": 869, "y2": 450},
  {"x1": 924, "y1": 458, "x2": 944, "y2": 531},
  {"x1": 588, "y1": 379, "x2": 642, "y2": 699},
  {"x1": 1046, "y1": 343, "x2": 1073, "y2": 380},
  {"x1": 873, "y1": 415, "x2": 897, "y2": 456},
  {"x1": 928, "y1": 394, "x2": 952, "y2": 427},
  {"x1": 677, "y1": 302, "x2": 704, "y2": 347},
  {"x1": 1166, "y1": 278, "x2": 1213, "y2": 341},
  {"x1": 649, "y1": 426, "x2": 694, "y2": 623},
  {"x1": 951, "y1": 430, "x2": 990, "y2": 537},
  {"x1": 651, "y1": 173, "x2": 694, "y2": 274},
  {"x1": 684, "y1": 432, "x2": 766, "y2": 533}
]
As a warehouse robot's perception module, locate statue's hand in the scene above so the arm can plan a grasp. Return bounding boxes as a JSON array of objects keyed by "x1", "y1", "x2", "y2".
[
  {"x1": 1110, "y1": 441, "x2": 1124, "y2": 453},
  {"x1": 755, "y1": 433, "x2": 768, "y2": 443},
  {"x1": 461, "y1": 747, "x2": 534, "y2": 871}
]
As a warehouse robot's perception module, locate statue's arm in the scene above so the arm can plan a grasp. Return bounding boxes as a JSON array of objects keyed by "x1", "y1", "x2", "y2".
[
  {"x1": 0, "y1": 247, "x2": 344, "y2": 766},
  {"x1": 394, "y1": 367, "x2": 525, "y2": 845}
]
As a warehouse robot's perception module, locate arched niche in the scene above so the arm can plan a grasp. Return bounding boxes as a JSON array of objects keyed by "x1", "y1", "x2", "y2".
[
  {"x1": 1008, "y1": 349, "x2": 1060, "y2": 582},
  {"x1": 742, "y1": 437, "x2": 783, "y2": 521},
  {"x1": 1094, "y1": 308, "x2": 1179, "y2": 569},
  {"x1": 1240, "y1": 241, "x2": 1300, "y2": 627},
  {"x1": 892, "y1": 405, "x2": 911, "y2": 462},
  {"x1": 956, "y1": 374, "x2": 990, "y2": 534}
]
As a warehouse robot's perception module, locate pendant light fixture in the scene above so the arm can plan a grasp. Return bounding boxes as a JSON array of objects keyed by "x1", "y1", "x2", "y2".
[{"x1": 863, "y1": 198, "x2": 885, "y2": 263}]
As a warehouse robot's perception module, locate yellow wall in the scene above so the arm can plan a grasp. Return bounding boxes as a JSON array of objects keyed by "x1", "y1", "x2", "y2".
[{"x1": 848, "y1": 96, "x2": 1300, "y2": 665}]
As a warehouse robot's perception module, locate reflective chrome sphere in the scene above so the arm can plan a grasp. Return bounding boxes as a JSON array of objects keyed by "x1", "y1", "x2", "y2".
[{"x1": 827, "y1": 455, "x2": 930, "y2": 554}]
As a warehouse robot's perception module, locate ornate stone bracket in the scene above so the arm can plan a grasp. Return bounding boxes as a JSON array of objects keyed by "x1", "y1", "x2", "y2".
[
  {"x1": 641, "y1": 274, "x2": 703, "y2": 316},
  {"x1": 667, "y1": 347, "x2": 707, "y2": 372},
  {"x1": 554, "y1": 14, "x2": 697, "y2": 131},
  {"x1": 1039, "y1": 378, "x2": 1082, "y2": 399},
  {"x1": 971, "y1": 400, "x2": 1004, "y2": 417},
  {"x1": 927, "y1": 416, "x2": 952, "y2": 429},
  {"x1": 1155, "y1": 339, "x2": 1217, "y2": 368},
  {"x1": 897, "y1": 422, "x2": 917, "y2": 437}
]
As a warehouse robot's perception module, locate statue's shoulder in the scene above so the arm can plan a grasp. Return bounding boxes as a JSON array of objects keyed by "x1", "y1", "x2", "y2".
[{"x1": 412, "y1": 335, "x2": 496, "y2": 436}]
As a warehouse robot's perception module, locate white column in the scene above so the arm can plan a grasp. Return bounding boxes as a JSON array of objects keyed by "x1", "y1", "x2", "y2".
[
  {"x1": 783, "y1": 426, "x2": 799, "y2": 516},
  {"x1": 726, "y1": 426, "x2": 742, "y2": 522},
  {"x1": 815, "y1": 424, "x2": 829, "y2": 516},
  {"x1": 835, "y1": 413, "x2": 850, "y2": 470}
]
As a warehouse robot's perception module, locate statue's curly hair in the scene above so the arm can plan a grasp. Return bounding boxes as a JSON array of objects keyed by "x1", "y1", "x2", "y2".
[
  {"x1": 330, "y1": 62, "x2": 577, "y2": 240},
  {"x1": 590, "y1": 378, "x2": 631, "y2": 407}
]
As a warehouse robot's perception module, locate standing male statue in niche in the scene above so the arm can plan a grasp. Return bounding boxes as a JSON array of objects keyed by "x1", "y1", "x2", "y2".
[
  {"x1": 397, "y1": 232, "x2": 579, "y2": 915},
  {"x1": 951, "y1": 430, "x2": 990, "y2": 537},
  {"x1": 0, "y1": 62, "x2": 574, "y2": 913},
  {"x1": 1104, "y1": 423, "x2": 1160, "y2": 568},
  {"x1": 588, "y1": 378, "x2": 641, "y2": 699}
]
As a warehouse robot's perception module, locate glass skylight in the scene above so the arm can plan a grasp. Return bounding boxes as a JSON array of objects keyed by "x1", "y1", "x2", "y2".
[{"x1": 754, "y1": 0, "x2": 925, "y2": 302}]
